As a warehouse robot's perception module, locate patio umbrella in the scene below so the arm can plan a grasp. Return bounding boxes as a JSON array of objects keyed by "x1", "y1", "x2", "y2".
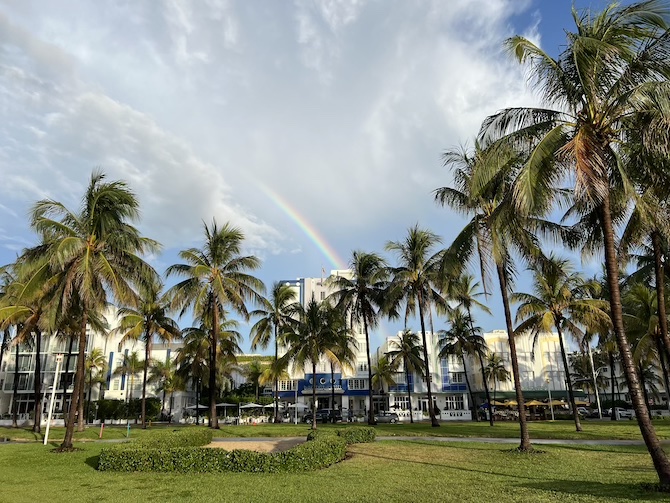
[
  {"x1": 215, "y1": 402, "x2": 237, "y2": 407},
  {"x1": 546, "y1": 399, "x2": 565, "y2": 406},
  {"x1": 185, "y1": 404, "x2": 208, "y2": 410},
  {"x1": 574, "y1": 399, "x2": 590, "y2": 406},
  {"x1": 240, "y1": 403, "x2": 264, "y2": 409},
  {"x1": 505, "y1": 400, "x2": 518, "y2": 407},
  {"x1": 483, "y1": 400, "x2": 506, "y2": 407},
  {"x1": 288, "y1": 403, "x2": 309, "y2": 409},
  {"x1": 525, "y1": 400, "x2": 545, "y2": 407}
]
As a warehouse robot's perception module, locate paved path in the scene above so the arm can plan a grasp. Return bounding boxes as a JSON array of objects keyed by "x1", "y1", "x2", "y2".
[{"x1": 376, "y1": 436, "x2": 665, "y2": 446}]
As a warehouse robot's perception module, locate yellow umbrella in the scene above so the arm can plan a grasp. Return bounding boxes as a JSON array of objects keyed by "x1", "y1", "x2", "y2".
[
  {"x1": 525, "y1": 400, "x2": 545, "y2": 407},
  {"x1": 505, "y1": 400, "x2": 518, "y2": 407},
  {"x1": 547, "y1": 399, "x2": 565, "y2": 406},
  {"x1": 574, "y1": 399, "x2": 590, "y2": 406}
]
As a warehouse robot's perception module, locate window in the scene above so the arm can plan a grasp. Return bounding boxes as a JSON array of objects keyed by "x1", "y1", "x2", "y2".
[
  {"x1": 394, "y1": 396, "x2": 410, "y2": 410},
  {"x1": 444, "y1": 395, "x2": 464, "y2": 410},
  {"x1": 320, "y1": 291, "x2": 325, "y2": 301},
  {"x1": 450, "y1": 373, "x2": 464, "y2": 383},
  {"x1": 348, "y1": 378, "x2": 367, "y2": 390},
  {"x1": 358, "y1": 363, "x2": 368, "y2": 372},
  {"x1": 278, "y1": 380, "x2": 295, "y2": 391},
  {"x1": 112, "y1": 378, "x2": 120, "y2": 391}
]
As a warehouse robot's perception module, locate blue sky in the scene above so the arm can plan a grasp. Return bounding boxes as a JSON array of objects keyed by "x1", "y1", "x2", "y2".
[{"x1": 0, "y1": 0, "x2": 634, "y2": 352}]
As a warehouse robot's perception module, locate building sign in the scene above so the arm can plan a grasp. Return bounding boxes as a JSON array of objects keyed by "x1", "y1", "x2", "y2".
[{"x1": 440, "y1": 410, "x2": 472, "y2": 421}]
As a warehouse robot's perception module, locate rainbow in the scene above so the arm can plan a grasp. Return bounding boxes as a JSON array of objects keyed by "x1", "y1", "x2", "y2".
[{"x1": 260, "y1": 183, "x2": 347, "y2": 270}]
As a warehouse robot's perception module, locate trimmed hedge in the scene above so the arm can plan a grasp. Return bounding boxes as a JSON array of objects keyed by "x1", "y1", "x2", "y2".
[
  {"x1": 306, "y1": 426, "x2": 376, "y2": 444},
  {"x1": 98, "y1": 437, "x2": 346, "y2": 473},
  {"x1": 135, "y1": 428, "x2": 213, "y2": 448}
]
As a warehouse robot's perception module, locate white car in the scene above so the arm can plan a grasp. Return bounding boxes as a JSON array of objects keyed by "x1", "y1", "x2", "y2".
[{"x1": 606, "y1": 407, "x2": 635, "y2": 419}]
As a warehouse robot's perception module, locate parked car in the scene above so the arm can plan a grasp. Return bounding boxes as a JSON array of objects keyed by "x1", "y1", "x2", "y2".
[
  {"x1": 576, "y1": 407, "x2": 600, "y2": 418},
  {"x1": 606, "y1": 407, "x2": 635, "y2": 419},
  {"x1": 374, "y1": 411, "x2": 399, "y2": 423},
  {"x1": 302, "y1": 409, "x2": 342, "y2": 423}
]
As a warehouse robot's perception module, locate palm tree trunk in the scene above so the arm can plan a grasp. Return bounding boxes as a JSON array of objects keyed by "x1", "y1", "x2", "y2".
[
  {"x1": 363, "y1": 317, "x2": 376, "y2": 425},
  {"x1": 478, "y1": 352, "x2": 494, "y2": 426},
  {"x1": 86, "y1": 369, "x2": 92, "y2": 425},
  {"x1": 312, "y1": 361, "x2": 317, "y2": 430},
  {"x1": 406, "y1": 366, "x2": 414, "y2": 424},
  {"x1": 169, "y1": 391, "x2": 174, "y2": 422},
  {"x1": 608, "y1": 351, "x2": 617, "y2": 421},
  {"x1": 141, "y1": 331, "x2": 150, "y2": 429},
  {"x1": 11, "y1": 342, "x2": 19, "y2": 428},
  {"x1": 461, "y1": 355, "x2": 477, "y2": 422},
  {"x1": 61, "y1": 312, "x2": 87, "y2": 450},
  {"x1": 77, "y1": 371, "x2": 85, "y2": 432},
  {"x1": 62, "y1": 337, "x2": 74, "y2": 427},
  {"x1": 652, "y1": 231, "x2": 670, "y2": 363},
  {"x1": 0, "y1": 329, "x2": 8, "y2": 373},
  {"x1": 210, "y1": 300, "x2": 219, "y2": 429},
  {"x1": 654, "y1": 335, "x2": 670, "y2": 413},
  {"x1": 599, "y1": 197, "x2": 670, "y2": 485},
  {"x1": 555, "y1": 324, "x2": 582, "y2": 432},
  {"x1": 195, "y1": 379, "x2": 200, "y2": 426},
  {"x1": 417, "y1": 292, "x2": 439, "y2": 427},
  {"x1": 330, "y1": 362, "x2": 336, "y2": 423},
  {"x1": 639, "y1": 363, "x2": 652, "y2": 421},
  {"x1": 495, "y1": 263, "x2": 530, "y2": 451},
  {"x1": 32, "y1": 329, "x2": 42, "y2": 433},
  {"x1": 274, "y1": 327, "x2": 280, "y2": 423}
]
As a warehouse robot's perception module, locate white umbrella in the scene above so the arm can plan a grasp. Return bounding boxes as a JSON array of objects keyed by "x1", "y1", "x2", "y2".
[
  {"x1": 185, "y1": 404, "x2": 208, "y2": 410},
  {"x1": 215, "y1": 402, "x2": 237, "y2": 407},
  {"x1": 240, "y1": 403, "x2": 263, "y2": 409},
  {"x1": 288, "y1": 403, "x2": 309, "y2": 409}
]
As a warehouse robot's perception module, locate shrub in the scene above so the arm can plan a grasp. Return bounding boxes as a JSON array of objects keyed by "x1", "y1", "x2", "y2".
[
  {"x1": 98, "y1": 436, "x2": 347, "y2": 473},
  {"x1": 135, "y1": 428, "x2": 213, "y2": 448},
  {"x1": 337, "y1": 426, "x2": 376, "y2": 444},
  {"x1": 306, "y1": 429, "x2": 337, "y2": 441}
]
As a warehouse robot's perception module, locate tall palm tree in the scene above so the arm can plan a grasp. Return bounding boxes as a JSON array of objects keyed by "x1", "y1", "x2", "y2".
[
  {"x1": 328, "y1": 251, "x2": 391, "y2": 425},
  {"x1": 513, "y1": 255, "x2": 610, "y2": 432},
  {"x1": 371, "y1": 355, "x2": 398, "y2": 409},
  {"x1": 149, "y1": 358, "x2": 177, "y2": 418},
  {"x1": 282, "y1": 299, "x2": 350, "y2": 430},
  {"x1": 84, "y1": 348, "x2": 106, "y2": 424},
  {"x1": 436, "y1": 141, "x2": 546, "y2": 449},
  {"x1": 386, "y1": 227, "x2": 448, "y2": 428},
  {"x1": 449, "y1": 274, "x2": 494, "y2": 425},
  {"x1": 250, "y1": 282, "x2": 299, "y2": 422},
  {"x1": 166, "y1": 220, "x2": 265, "y2": 429},
  {"x1": 484, "y1": 353, "x2": 510, "y2": 415},
  {"x1": 176, "y1": 326, "x2": 210, "y2": 425},
  {"x1": 386, "y1": 329, "x2": 425, "y2": 424},
  {"x1": 114, "y1": 280, "x2": 181, "y2": 428},
  {"x1": 481, "y1": 1, "x2": 670, "y2": 480},
  {"x1": 438, "y1": 309, "x2": 487, "y2": 422},
  {"x1": 243, "y1": 358, "x2": 267, "y2": 401},
  {"x1": 29, "y1": 171, "x2": 158, "y2": 449},
  {"x1": 114, "y1": 351, "x2": 144, "y2": 422}
]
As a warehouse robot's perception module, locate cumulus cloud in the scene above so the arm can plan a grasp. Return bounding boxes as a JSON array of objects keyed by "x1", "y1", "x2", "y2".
[{"x1": 0, "y1": 0, "x2": 541, "y2": 276}]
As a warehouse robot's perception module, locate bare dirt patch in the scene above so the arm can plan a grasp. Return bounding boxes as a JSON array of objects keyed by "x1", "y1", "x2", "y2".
[{"x1": 205, "y1": 437, "x2": 306, "y2": 453}]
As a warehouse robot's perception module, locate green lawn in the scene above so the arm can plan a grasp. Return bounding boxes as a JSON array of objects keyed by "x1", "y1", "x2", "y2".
[
  {"x1": 0, "y1": 439, "x2": 667, "y2": 502},
  {"x1": 3, "y1": 419, "x2": 670, "y2": 443}
]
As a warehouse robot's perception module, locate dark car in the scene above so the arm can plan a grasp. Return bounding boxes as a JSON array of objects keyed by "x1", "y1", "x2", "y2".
[
  {"x1": 303, "y1": 409, "x2": 342, "y2": 423},
  {"x1": 374, "y1": 411, "x2": 399, "y2": 423}
]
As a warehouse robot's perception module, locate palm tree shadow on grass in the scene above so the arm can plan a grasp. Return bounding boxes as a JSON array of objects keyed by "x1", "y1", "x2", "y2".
[{"x1": 520, "y1": 481, "x2": 661, "y2": 500}]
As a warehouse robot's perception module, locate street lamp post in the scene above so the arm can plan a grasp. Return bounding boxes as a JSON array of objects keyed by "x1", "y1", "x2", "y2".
[
  {"x1": 546, "y1": 377, "x2": 555, "y2": 421},
  {"x1": 44, "y1": 354, "x2": 64, "y2": 446},
  {"x1": 587, "y1": 343, "x2": 604, "y2": 419}
]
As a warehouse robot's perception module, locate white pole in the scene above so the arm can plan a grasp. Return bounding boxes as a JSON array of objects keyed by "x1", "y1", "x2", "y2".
[
  {"x1": 44, "y1": 354, "x2": 63, "y2": 446},
  {"x1": 294, "y1": 380, "x2": 298, "y2": 425},
  {"x1": 587, "y1": 343, "x2": 603, "y2": 419},
  {"x1": 548, "y1": 386, "x2": 555, "y2": 421}
]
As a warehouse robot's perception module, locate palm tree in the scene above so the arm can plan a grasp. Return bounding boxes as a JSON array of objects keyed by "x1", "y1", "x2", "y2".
[
  {"x1": 149, "y1": 358, "x2": 177, "y2": 418},
  {"x1": 162, "y1": 373, "x2": 186, "y2": 422},
  {"x1": 176, "y1": 326, "x2": 210, "y2": 425},
  {"x1": 250, "y1": 282, "x2": 299, "y2": 422},
  {"x1": 436, "y1": 141, "x2": 546, "y2": 450},
  {"x1": 449, "y1": 274, "x2": 494, "y2": 425},
  {"x1": 259, "y1": 358, "x2": 289, "y2": 419},
  {"x1": 114, "y1": 351, "x2": 144, "y2": 420},
  {"x1": 481, "y1": 1, "x2": 670, "y2": 480},
  {"x1": 386, "y1": 329, "x2": 425, "y2": 424},
  {"x1": 371, "y1": 356, "x2": 397, "y2": 410},
  {"x1": 166, "y1": 220, "x2": 265, "y2": 429},
  {"x1": 513, "y1": 255, "x2": 610, "y2": 432},
  {"x1": 84, "y1": 348, "x2": 106, "y2": 423},
  {"x1": 243, "y1": 358, "x2": 267, "y2": 401},
  {"x1": 328, "y1": 251, "x2": 391, "y2": 425},
  {"x1": 282, "y1": 299, "x2": 350, "y2": 429},
  {"x1": 484, "y1": 353, "x2": 510, "y2": 415},
  {"x1": 438, "y1": 309, "x2": 487, "y2": 422},
  {"x1": 29, "y1": 171, "x2": 158, "y2": 449},
  {"x1": 326, "y1": 315, "x2": 358, "y2": 418},
  {"x1": 114, "y1": 280, "x2": 181, "y2": 428},
  {"x1": 386, "y1": 226, "x2": 448, "y2": 428}
]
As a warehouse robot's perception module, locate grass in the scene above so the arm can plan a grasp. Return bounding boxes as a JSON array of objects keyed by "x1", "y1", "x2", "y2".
[
  {"x1": 3, "y1": 418, "x2": 670, "y2": 443},
  {"x1": 0, "y1": 438, "x2": 668, "y2": 502}
]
